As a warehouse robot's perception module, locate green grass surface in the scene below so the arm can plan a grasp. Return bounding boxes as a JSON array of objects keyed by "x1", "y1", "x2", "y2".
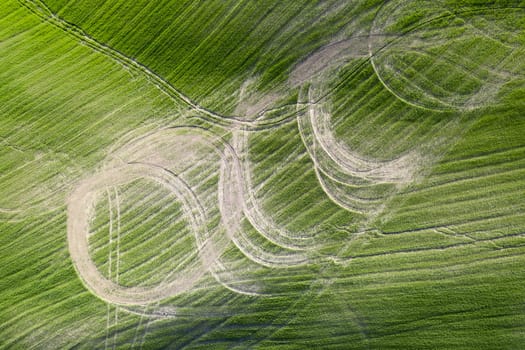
[{"x1": 2, "y1": 0, "x2": 525, "y2": 348}]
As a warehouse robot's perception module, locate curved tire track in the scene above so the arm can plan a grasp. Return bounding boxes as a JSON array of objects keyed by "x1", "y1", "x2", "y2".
[
  {"x1": 68, "y1": 162, "x2": 211, "y2": 305},
  {"x1": 19, "y1": 0, "x2": 295, "y2": 130},
  {"x1": 68, "y1": 126, "x2": 313, "y2": 305}
]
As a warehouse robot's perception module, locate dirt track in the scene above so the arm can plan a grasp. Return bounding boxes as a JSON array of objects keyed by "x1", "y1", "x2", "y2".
[
  {"x1": 48, "y1": 0, "x2": 495, "y2": 307},
  {"x1": 67, "y1": 162, "x2": 212, "y2": 305},
  {"x1": 67, "y1": 127, "x2": 314, "y2": 305}
]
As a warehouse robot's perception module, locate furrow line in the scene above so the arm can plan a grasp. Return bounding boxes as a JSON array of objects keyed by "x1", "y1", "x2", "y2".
[{"x1": 20, "y1": 0, "x2": 295, "y2": 130}]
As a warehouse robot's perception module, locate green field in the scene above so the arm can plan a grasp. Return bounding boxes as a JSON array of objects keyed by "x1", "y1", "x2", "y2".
[{"x1": 2, "y1": 0, "x2": 525, "y2": 348}]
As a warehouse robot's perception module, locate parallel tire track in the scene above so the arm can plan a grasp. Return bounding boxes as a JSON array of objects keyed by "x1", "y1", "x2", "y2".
[{"x1": 18, "y1": 0, "x2": 295, "y2": 130}]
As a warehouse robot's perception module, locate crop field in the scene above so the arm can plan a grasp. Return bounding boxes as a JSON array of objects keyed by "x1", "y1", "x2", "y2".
[{"x1": 1, "y1": 0, "x2": 525, "y2": 348}]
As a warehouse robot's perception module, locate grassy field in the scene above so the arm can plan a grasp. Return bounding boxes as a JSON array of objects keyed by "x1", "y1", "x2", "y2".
[{"x1": 1, "y1": 0, "x2": 525, "y2": 348}]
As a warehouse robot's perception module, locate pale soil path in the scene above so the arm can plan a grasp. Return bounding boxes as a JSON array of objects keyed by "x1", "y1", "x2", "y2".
[
  {"x1": 68, "y1": 163, "x2": 211, "y2": 305},
  {"x1": 232, "y1": 130, "x2": 319, "y2": 248},
  {"x1": 368, "y1": 0, "x2": 525, "y2": 111},
  {"x1": 305, "y1": 86, "x2": 417, "y2": 184},
  {"x1": 296, "y1": 87, "x2": 417, "y2": 215},
  {"x1": 25, "y1": 0, "x2": 417, "y2": 310},
  {"x1": 41, "y1": 0, "x2": 525, "y2": 310},
  {"x1": 116, "y1": 127, "x2": 311, "y2": 266},
  {"x1": 104, "y1": 189, "x2": 114, "y2": 350},
  {"x1": 110, "y1": 127, "x2": 311, "y2": 266},
  {"x1": 289, "y1": 35, "x2": 371, "y2": 86},
  {"x1": 68, "y1": 127, "x2": 310, "y2": 305}
]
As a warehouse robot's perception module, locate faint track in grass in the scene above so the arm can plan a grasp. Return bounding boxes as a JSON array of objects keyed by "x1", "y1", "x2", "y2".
[
  {"x1": 369, "y1": 1, "x2": 525, "y2": 111},
  {"x1": 233, "y1": 129, "x2": 320, "y2": 249},
  {"x1": 125, "y1": 128, "x2": 309, "y2": 268},
  {"x1": 303, "y1": 84, "x2": 417, "y2": 182},
  {"x1": 115, "y1": 125, "x2": 313, "y2": 264},
  {"x1": 295, "y1": 88, "x2": 411, "y2": 216},
  {"x1": 69, "y1": 127, "x2": 297, "y2": 306},
  {"x1": 31, "y1": 0, "x2": 525, "y2": 314},
  {"x1": 18, "y1": 0, "x2": 297, "y2": 130},
  {"x1": 289, "y1": 5, "x2": 525, "y2": 216},
  {"x1": 18, "y1": 0, "x2": 525, "y2": 133},
  {"x1": 112, "y1": 187, "x2": 120, "y2": 350},
  {"x1": 129, "y1": 305, "x2": 148, "y2": 350},
  {"x1": 68, "y1": 162, "x2": 212, "y2": 305},
  {"x1": 104, "y1": 188, "x2": 114, "y2": 350}
]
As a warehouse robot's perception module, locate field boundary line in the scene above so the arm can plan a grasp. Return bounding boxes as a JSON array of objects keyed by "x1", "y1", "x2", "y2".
[{"x1": 18, "y1": 0, "x2": 297, "y2": 130}]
